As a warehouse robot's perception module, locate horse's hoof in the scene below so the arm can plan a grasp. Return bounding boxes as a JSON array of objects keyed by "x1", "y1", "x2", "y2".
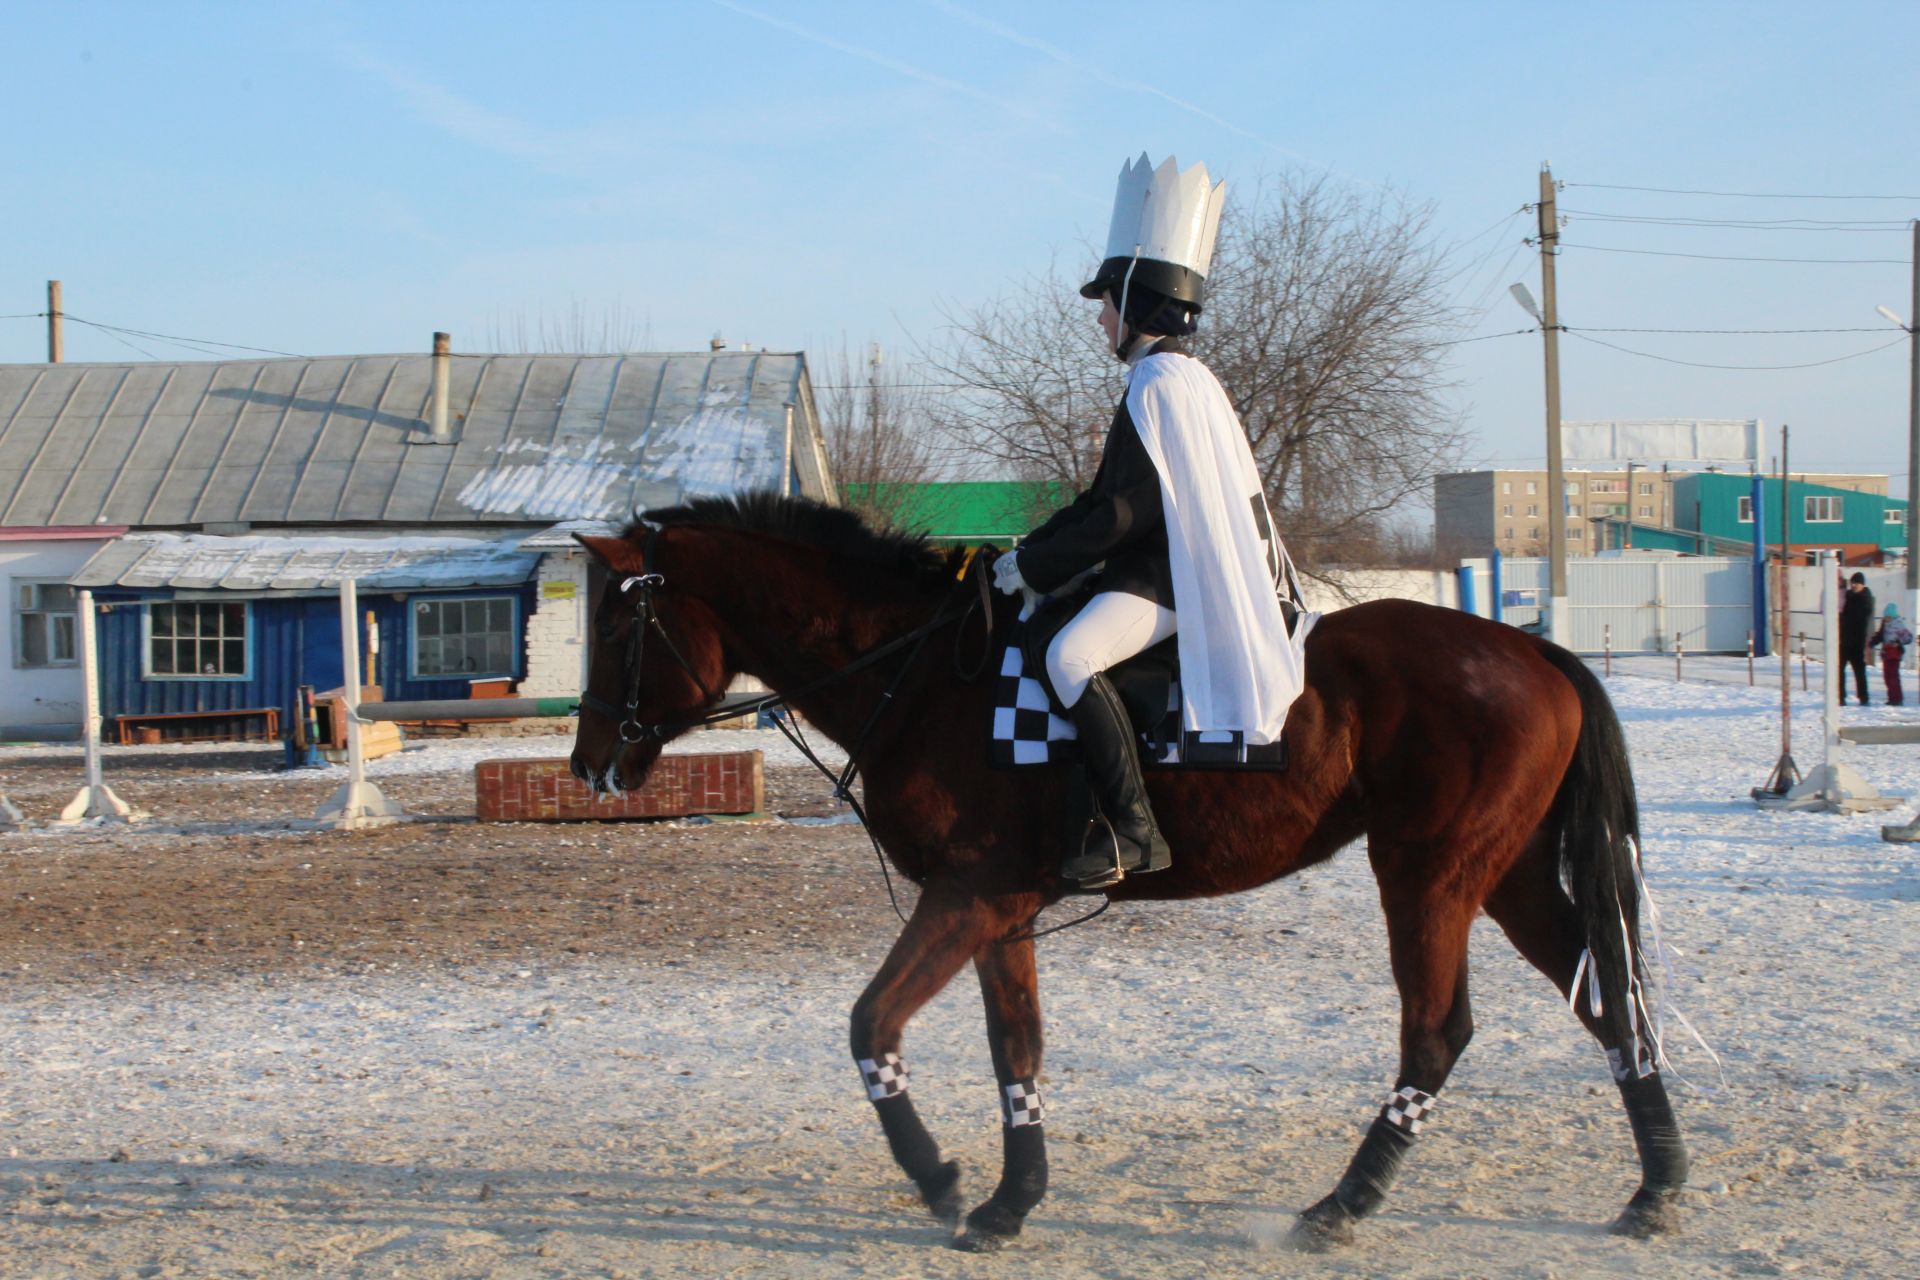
[
  {"x1": 1610, "y1": 1186, "x2": 1683, "y2": 1239},
  {"x1": 1287, "y1": 1195, "x2": 1357, "y2": 1252},
  {"x1": 919, "y1": 1160, "x2": 963, "y2": 1223},
  {"x1": 951, "y1": 1199, "x2": 1025, "y2": 1252}
]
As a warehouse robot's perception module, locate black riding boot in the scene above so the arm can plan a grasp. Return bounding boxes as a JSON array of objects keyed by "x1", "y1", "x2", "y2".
[{"x1": 1059, "y1": 674, "x2": 1171, "y2": 890}]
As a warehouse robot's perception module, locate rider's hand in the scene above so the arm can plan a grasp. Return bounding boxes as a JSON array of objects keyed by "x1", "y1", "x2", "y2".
[{"x1": 993, "y1": 552, "x2": 1029, "y2": 597}]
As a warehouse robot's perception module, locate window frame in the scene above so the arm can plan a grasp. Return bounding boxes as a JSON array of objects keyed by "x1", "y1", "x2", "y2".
[
  {"x1": 1804, "y1": 495, "x2": 1843, "y2": 524},
  {"x1": 1885, "y1": 508, "x2": 1904, "y2": 526},
  {"x1": 142, "y1": 599, "x2": 253, "y2": 682},
  {"x1": 409, "y1": 593, "x2": 520, "y2": 681},
  {"x1": 1736, "y1": 496, "x2": 1753, "y2": 523},
  {"x1": 13, "y1": 579, "x2": 80, "y2": 670}
]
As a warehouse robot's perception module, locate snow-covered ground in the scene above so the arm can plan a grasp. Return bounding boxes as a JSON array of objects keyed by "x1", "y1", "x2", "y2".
[{"x1": 1, "y1": 660, "x2": 1916, "y2": 1277}]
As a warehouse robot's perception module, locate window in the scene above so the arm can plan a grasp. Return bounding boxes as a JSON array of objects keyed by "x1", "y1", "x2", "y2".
[
  {"x1": 1638, "y1": 482, "x2": 1654, "y2": 496},
  {"x1": 1529, "y1": 527, "x2": 1540, "y2": 539},
  {"x1": 1736, "y1": 496, "x2": 1753, "y2": 523},
  {"x1": 1886, "y1": 508, "x2": 1904, "y2": 525},
  {"x1": 14, "y1": 581, "x2": 78, "y2": 668},
  {"x1": 1525, "y1": 503, "x2": 1539, "y2": 517},
  {"x1": 1568, "y1": 503, "x2": 1582, "y2": 516},
  {"x1": 1503, "y1": 527, "x2": 1514, "y2": 539},
  {"x1": 413, "y1": 596, "x2": 516, "y2": 678},
  {"x1": 1567, "y1": 527, "x2": 1583, "y2": 541},
  {"x1": 1565, "y1": 481, "x2": 1581, "y2": 496},
  {"x1": 1501, "y1": 481, "x2": 1513, "y2": 495},
  {"x1": 1525, "y1": 481, "x2": 1537, "y2": 495},
  {"x1": 1805, "y1": 495, "x2": 1843, "y2": 523},
  {"x1": 147, "y1": 601, "x2": 248, "y2": 678},
  {"x1": 1501, "y1": 503, "x2": 1513, "y2": 516},
  {"x1": 1638, "y1": 504, "x2": 1653, "y2": 518}
]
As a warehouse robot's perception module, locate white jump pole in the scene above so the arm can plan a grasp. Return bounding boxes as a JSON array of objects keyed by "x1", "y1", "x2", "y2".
[
  {"x1": 311, "y1": 577, "x2": 406, "y2": 829},
  {"x1": 57, "y1": 588, "x2": 138, "y2": 824}
]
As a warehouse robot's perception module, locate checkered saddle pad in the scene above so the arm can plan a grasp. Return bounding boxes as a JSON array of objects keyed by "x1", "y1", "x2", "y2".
[{"x1": 989, "y1": 633, "x2": 1289, "y2": 772}]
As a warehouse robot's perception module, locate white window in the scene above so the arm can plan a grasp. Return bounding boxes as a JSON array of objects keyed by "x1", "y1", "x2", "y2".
[
  {"x1": 1638, "y1": 482, "x2": 1654, "y2": 496},
  {"x1": 14, "y1": 581, "x2": 79, "y2": 668},
  {"x1": 1565, "y1": 481, "x2": 1581, "y2": 496},
  {"x1": 1568, "y1": 503, "x2": 1582, "y2": 516},
  {"x1": 1567, "y1": 527, "x2": 1583, "y2": 541},
  {"x1": 1529, "y1": 526, "x2": 1541, "y2": 539},
  {"x1": 1886, "y1": 508, "x2": 1904, "y2": 525},
  {"x1": 1502, "y1": 481, "x2": 1513, "y2": 495},
  {"x1": 146, "y1": 601, "x2": 249, "y2": 679},
  {"x1": 1503, "y1": 527, "x2": 1514, "y2": 539},
  {"x1": 1638, "y1": 504, "x2": 1653, "y2": 518},
  {"x1": 1737, "y1": 496, "x2": 1753, "y2": 523},
  {"x1": 1526, "y1": 481, "x2": 1538, "y2": 495},
  {"x1": 1501, "y1": 503, "x2": 1514, "y2": 517},
  {"x1": 1805, "y1": 495, "x2": 1842, "y2": 523},
  {"x1": 413, "y1": 596, "x2": 517, "y2": 678}
]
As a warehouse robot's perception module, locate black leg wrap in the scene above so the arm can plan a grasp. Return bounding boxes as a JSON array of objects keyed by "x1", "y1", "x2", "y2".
[
  {"x1": 955, "y1": 1093, "x2": 1049, "y2": 1252},
  {"x1": 1290, "y1": 1115, "x2": 1418, "y2": 1252},
  {"x1": 873, "y1": 1095, "x2": 961, "y2": 1221},
  {"x1": 1611, "y1": 1073, "x2": 1687, "y2": 1238}
]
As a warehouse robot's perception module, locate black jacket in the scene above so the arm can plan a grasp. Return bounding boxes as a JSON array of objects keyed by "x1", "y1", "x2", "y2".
[
  {"x1": 1841, "y1": 585, "x2": 1876, "y2": 653},
  {"x1": 1016, "y1": 342, "x2": 1180, "y2": 607}
]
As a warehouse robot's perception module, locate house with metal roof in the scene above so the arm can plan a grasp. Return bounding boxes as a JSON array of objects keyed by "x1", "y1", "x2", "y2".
[{"x1": 0, "y1": 347, "x2": 833, "y2": 739}]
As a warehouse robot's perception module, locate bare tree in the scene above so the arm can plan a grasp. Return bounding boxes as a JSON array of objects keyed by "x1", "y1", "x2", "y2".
[
  {"x1": 924, "y1": 174, "x2": 1468, "y2": 568},
  {"x1": 486, "y1": 300, "x2": 656, "y2": 353},
  {"x1": 815, "y1": 341, "x2": 938, "y2": 528}
]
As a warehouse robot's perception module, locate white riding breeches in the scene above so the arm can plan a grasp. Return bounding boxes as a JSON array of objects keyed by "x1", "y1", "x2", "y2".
[{"x1": 1044, "y1": 591, "x2": 1179, "y2": 709}]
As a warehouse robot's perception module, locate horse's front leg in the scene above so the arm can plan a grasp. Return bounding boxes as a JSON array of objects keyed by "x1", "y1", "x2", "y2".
[
  {"x1": 849, "y1": 883, "x2": 993, "y2": 1226},
  {"x1": 954, "y1": 926, "x2": 1048, "y2": 1252}
]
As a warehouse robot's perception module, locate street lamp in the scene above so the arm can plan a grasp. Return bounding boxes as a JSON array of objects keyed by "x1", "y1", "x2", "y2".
[{"x1": 1511, "y1": 267, "x2": 1567, "y2": 645}]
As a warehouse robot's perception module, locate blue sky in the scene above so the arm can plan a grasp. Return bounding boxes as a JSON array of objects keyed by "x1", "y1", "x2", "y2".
[{"x1": 5, "y1": 1, "x2": 1919, "y2": 486}]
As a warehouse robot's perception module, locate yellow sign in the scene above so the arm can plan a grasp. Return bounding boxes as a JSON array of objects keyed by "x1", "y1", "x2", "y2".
[{"x1": 541, "y1": 581, "x2": 578, "y2": 600}]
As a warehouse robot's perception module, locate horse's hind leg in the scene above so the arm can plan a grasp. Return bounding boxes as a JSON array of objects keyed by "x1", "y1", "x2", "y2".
[
  {"x1": 1293, "y1": 880, "x2": 1477, "y2": 1251},
  {"x1": 952, "y1": 931, "x2": 1048, "y2": 1253},
  {"x1": 1484, "y1": 843, "x2": 1689, "y2": 1237},
  {"x1": 849, "y1": 885, "x2": 994, "y2": 1225}
]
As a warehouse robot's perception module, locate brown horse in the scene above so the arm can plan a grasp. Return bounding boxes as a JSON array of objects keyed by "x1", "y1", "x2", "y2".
[{"x1": 569, "y1": 493, "x2": 1689, "y2": 1252}]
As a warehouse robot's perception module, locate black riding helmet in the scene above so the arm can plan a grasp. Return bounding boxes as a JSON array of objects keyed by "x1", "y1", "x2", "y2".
[{"x1": 1083, "y1": 265, "x2": 1201, "y2": 344}]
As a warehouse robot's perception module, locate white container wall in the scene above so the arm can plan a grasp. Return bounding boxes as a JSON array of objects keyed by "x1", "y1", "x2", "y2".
[{"x1": 1481, "y1": 556, "x2": 1756, "y2": 654}]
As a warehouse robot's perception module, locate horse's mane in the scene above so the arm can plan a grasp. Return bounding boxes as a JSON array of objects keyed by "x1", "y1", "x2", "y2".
[{"x1": 635, "y1": 491, "x2": 963, "y2": 591}]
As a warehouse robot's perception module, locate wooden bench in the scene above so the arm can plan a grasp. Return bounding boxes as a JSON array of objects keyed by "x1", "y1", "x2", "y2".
[{"x1": 115, "y1": 707, "x2": 281, "y2": 745}]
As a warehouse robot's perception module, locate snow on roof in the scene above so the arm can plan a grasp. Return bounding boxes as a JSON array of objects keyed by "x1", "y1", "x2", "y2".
[{"x1": 71, "y1": 531, "x2": 540, "y2": 592}]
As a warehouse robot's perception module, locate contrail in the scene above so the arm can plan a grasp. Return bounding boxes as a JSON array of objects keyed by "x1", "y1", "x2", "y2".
[
  {"x1": 925, "y1": 0, "x2": 1306, "y2": 160},
  {"x1": 707, "y1": 0, "x2": 1056, "y2": 128}
]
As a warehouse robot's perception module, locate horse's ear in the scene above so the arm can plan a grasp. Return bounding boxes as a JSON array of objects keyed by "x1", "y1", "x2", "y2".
[{"x1": 575, "y1": 534, "x2": 643, "y2": 572}]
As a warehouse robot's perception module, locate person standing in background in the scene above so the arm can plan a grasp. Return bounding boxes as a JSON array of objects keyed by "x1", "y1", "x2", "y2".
[
  {"x1": 1839, "y1": 571, "x2": 1875, "y2": 706},
  {"x1": 1871, "y1": 602, "x2": 1912, "y2": 706}
]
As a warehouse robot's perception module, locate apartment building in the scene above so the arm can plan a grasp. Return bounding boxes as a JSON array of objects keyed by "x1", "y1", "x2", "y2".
[{"x1": 1434, "y1": 468, "x2": 1888, "y2": 559}]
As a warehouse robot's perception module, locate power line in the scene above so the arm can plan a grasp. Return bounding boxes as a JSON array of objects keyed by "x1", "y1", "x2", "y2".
[
  {"x1": 1561, "y1": 242, "x2": 1908, "y2": 265},
  {"x1": 63, "y1": 315, "x2": 304, "y2": 358},
  {"x1": 1565, "y1": 330, "x2": 1907, "y2": 371},
  {"x1": 0, "y1": 312, "x2": 47, "y2": 320},
  {"x1": 1564, "y1": 210, "x2": 1909, "y2": 232},
  {"x1": 1573, "y1": 325, "x2": 1888, "y2": 335},
  {"x1": 1434, "y1": 327, "x2": 1536, "y2": 347},
  {"x1": 1568, "y1": 182, "x2": 1920, "y2": 202}
]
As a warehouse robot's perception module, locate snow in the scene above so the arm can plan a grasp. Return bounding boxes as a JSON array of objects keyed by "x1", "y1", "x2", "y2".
[{"x1": 1, "y1": 659, "x2": 1917, "y2": 1274}]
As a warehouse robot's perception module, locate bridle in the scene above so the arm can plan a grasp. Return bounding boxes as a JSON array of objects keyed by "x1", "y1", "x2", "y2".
[{"x1": 576, "y1": 522, "x2": 993, "y2": 749}]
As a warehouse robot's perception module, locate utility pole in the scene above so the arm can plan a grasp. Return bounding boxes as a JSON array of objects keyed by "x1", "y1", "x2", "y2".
[
  {"x1": 1538, "y1": 165, "x2": 1568, "y2": 644},
  {"x1": 1625, "y1": 459, "x2": 1636, "y2": 551},
  {"x1": 1906, "y1": 221, "x2": 1918, "y2": 689},
  {"x1": 46, "y1": 280, "x2": 63, "y2": 363}
]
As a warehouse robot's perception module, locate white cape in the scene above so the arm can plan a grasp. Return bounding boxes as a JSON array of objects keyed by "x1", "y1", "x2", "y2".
[{"x1": 1126, "y1": 351, "x2": 1306, "y2": 745}]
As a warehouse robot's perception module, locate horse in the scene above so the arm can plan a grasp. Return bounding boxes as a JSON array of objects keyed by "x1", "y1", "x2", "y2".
[{"x1": 567, "y1": 492, "x2": 1689, "y2": 1253}]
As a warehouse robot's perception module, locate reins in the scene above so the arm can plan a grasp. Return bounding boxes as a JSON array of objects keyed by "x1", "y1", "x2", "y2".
[{"x1": 580, "y1": 529, "x2": 1111, "y2": 943}]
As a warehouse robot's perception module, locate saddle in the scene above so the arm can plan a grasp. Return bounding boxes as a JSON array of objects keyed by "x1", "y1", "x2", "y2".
[{"x1": 989, "y1": 587, "x2": 1291, "y2": 772}]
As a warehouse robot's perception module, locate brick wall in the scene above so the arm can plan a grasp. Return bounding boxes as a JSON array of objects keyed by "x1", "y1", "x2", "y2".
[
  {"x1": 475, "y1": 751, "x2": 764, "y2": 822},
  {"x1": 520, "y1": 551, "x2": 589, "y2": 698}
]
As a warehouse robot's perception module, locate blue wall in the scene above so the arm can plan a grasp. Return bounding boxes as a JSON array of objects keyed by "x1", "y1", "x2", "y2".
[{"x1": 95, "y1": 584, "x2": 536, "y2": 735}]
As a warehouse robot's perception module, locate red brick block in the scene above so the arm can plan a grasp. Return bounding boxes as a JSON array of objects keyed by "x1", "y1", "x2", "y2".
[{"x1": 475, "y1": 752, "x2": 764, "y2": 823}]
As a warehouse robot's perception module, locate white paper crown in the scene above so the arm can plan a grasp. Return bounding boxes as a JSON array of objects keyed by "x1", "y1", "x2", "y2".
[{"x1": 1103, "y1": 153, "x2": 1227, "y2": 278}]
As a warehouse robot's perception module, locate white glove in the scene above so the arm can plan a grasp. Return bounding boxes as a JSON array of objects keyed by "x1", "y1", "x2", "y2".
[{"x1": 993, "y1": 551, "x2": 1029, "y2": 597}]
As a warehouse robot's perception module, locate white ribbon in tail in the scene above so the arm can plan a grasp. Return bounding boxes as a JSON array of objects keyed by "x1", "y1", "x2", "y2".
[{"x1": 1124, "y1": 351, "x2": 1303, "y2": 745}]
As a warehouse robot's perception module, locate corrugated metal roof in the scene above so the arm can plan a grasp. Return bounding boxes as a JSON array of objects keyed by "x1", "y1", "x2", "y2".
[
  {"x1": 71, "y1": 531, "x2": 539, "y2": 592},
  {"x1": 0, "y1": 351, "x2": 829, "y2": 529}
]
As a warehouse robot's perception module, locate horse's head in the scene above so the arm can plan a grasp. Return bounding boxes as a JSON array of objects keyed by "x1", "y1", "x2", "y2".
[{"x1": 569, "y1": 529, "x2": 732, "y2": 795}]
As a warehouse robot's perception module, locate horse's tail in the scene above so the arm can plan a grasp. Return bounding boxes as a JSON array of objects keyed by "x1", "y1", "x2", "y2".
[{"x1": 1533, "y1": 642, "x2": 1654, "y2": 1073}]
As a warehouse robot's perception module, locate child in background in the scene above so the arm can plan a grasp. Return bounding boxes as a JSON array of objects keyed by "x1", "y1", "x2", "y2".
[{"x1": 1870, "y1": 603, "x2": 1913, "y2": 707}]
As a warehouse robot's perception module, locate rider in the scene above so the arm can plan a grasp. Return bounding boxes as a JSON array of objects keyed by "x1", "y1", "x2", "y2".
[{"x1": 994, "y1": 154, "x2": 1302, "y2": 891}]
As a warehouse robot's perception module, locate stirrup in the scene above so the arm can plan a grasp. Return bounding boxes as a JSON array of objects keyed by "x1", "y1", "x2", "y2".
[{"x1": 1061, "y1": 818, "x2": 1129, "y2": 892}]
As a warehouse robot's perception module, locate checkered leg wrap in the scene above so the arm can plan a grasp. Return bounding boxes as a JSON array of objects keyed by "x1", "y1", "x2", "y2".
[
  {"x1": 1001, "y1": 1078, "x2": 1044, "y2": 1128},
  {"x1": 1382, "y1": 1085, "x2": 1437, "y2": 1135},
  {"x1": 858, "y1": 1053, "x2": 908, "y2": 1102}
]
